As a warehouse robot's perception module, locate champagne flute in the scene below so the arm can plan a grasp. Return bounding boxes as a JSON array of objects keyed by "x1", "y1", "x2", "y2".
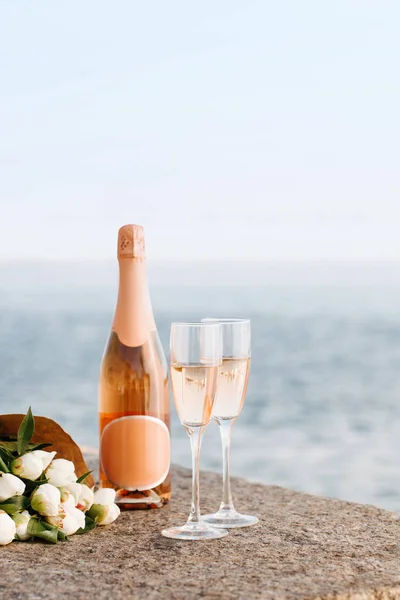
[
  {"x1": 202, "y1": 318, "x2": 259, "y2": 528},
  {"x1": 162, "y1": 322, "x2": 228, "y2": 540}
]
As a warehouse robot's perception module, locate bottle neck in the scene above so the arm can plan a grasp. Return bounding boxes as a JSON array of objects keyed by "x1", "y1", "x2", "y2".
[{"x1": 112, "y1": 258, "x2": 155, "y2": 347}]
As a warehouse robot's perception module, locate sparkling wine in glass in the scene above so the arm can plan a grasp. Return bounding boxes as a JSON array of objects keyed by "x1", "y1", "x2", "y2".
[
  {"x1": 162, "y1": 322, "x2": 228, "y2": 540},
  {"x1": 202, "y1": 318, "x2": 259, "y2": 528}
]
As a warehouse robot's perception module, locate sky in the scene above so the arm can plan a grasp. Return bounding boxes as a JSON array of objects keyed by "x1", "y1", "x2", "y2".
[{"x1": 0, "y1": 0, "x2": 399, "y2": 261}]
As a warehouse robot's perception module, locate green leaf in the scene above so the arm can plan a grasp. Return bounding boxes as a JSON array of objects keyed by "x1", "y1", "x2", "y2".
[
  {"x1": 75, "y1": 515, "x2": 97, "y2": 534},
  {"x1": 76, "y1": 470, "x2": 93, "y2": 484},
  {"x1": 0, "y1": 446, "x2": 17, "y2": 467},
  {"x1": 57, "y1": 529, "x2": 68, "y2": 542},
  {"x1": 27, "y1": 516, "x2": 59, "y2": 544},
  {"x1": 0, "y1": 441, "x2": 19, "y2": 453},
  {"x1": 0, "y1": 453, "x2": 9, "y2": 473},
  {"x1": 27, "y1": 442, "x2": 53, "y2": 452},
  {"x1": 17, "y1": 407, "x2": 35, "y2": 456},
  {"x1": 0, "y1": 495, "x2": 30, "y2": 515},
  {"x1": 21, "y1": 472, "x2": 48, "y2": 494}
]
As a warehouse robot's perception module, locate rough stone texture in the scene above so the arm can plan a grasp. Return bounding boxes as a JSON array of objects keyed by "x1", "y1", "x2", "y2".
[{"x1": 1, "y1": 464, "x2": 399, "y2": 600}]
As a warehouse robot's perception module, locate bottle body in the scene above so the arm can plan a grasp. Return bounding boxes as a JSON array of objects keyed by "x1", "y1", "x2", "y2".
[{"x1": 98, "y1": 225, "x2": 171, "y2": 509}]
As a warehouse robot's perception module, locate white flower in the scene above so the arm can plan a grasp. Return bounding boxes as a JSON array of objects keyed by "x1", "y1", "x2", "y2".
[
  {"x1": 46, "y1": 459, "x2": 77, "y2": 487},
  {"x1": 47, "y1": 502, "x2": 86, "y2": 536},
  {"x1": 98, "y1": 503, "x2": 120, "y2": 525},
  {"x1": 89, "y1": 488, "x2": 119, "y2": 525},
  {"x1": 12, "y1": 510, "x2": 31, "y2": 541},
  {"x1": 66, "y1": 483, "x2": 94, "y2": 512},
  {"x1": 60, "y1": 488, "x2": 76, "y2": 510},
  {"x1": 0, "y1": 473, "x2": 26, "y2": 502},
  {"x1": 59, "y1": 511, "x2": 82, "y2": 535},
  {"x1": 88, "y1": 502, "x2": 120, "y2": 526},
  {"x1": 93, "y1": 488, "x2": 116, "y2": 506},
  {"x1": 31, "y1": 450, "x2": 56, "y2": 471},
  {"x1": 10, "y1": 450, "x2": 56, "y2": 482},
  {"x1": 11, "y1": 453, "x2": 43, "y2": 481},
  {"x1": 63, "y1": 505, "x2": 86, "y2": 534},
  {"x1": 0, "y1": 510, "x2": 16, "y2": 545},
  {"x1": 45, "y1": 510, "x2": 64, "y2": 529},
  {"x1": 31, "y1": 484, "x2": 60, "y2": 517}
]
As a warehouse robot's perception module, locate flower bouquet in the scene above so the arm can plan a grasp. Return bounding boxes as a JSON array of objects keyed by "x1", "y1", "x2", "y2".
[{"x1": 0, "y1": 408, "x2": 119, "y2": 545}]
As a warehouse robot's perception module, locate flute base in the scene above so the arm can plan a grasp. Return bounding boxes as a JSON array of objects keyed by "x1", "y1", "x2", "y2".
[
  {"x1": 202, "y1": 509, "x2": 259, "y2": 529},
  {"x1": 162, "y1": 521, "x2": 228, "y2": 540}
]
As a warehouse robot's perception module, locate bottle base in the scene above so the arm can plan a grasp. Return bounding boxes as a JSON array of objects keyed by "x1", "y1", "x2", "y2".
[{"x1": 116, "y1": 488, "x2": 170, "y2": 510}]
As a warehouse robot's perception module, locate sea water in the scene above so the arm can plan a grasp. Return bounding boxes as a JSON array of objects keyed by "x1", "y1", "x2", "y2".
[{"x1": 1, "y1": 263, "x2": 400, "y2": 512}]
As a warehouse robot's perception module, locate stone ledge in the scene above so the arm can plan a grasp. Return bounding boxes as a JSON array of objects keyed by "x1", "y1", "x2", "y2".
[{"x1": 1, "y1": 464, "x2": 399, "y2": 600}]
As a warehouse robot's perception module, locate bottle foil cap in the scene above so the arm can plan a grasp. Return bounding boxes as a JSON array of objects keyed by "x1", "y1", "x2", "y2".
[{"x1": 117, "y1": 224, "x2": 145, "y2": 259}]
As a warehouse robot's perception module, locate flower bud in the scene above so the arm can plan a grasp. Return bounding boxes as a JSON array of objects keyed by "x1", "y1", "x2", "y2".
[
  {"x1": 0, "y1": 510, "x2": 16, "y2": 545},
  {"x1": 66, "y1": 483, "x2": 94, "y2": 512},
  {"x1": 60, "y1": 488, "x2": 76, "y2": 510},
  {"x1": 47, "y1": 503, "x2": 86, "y2": 536},
  {"x1": 0, "y1": 473, "x2": 26, "y2": 502},
  {"x1": 64, "y1": 505, "x2": 86, "y2": 533},
  {"x1": 93, "y1": 488, "x2": 116, "y2": 507},
  {"x1": 45, "y1": 511, "x2": 64, "y2": 529},
  {"x1": 31, "y1": 484, "x2": 61, "y2": 517},
  {"x1": 46, "y1": 459, "x2": 77, "y2": 488},
  {"x1": 89, "y1": 489, "x2": 119, "y2": 525},
  {"x1": 88, "y1": 502, "x2": 120, "y2": 526},
  {"x1": 31, "y1": 450, "x2": 56, "y2": 471},
  {"x1": 12, "y1": 510, "x2": 31, "y2": 541},
  {"x1": 11, "y1": 453, "x2": 43, "y2": 481},
  {"x1": 60, "y1": 511, "x2": 82, "y2": 536}
]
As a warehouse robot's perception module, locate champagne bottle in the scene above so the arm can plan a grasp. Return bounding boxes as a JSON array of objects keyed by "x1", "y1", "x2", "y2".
[{"x1": 99, "y1": 224, "x2": 171, "y2": 509}]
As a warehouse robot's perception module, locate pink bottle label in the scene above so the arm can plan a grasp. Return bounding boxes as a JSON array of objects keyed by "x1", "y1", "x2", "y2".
[{"x1": 100, "y1": 416, "x2": 170, "y2": 491}]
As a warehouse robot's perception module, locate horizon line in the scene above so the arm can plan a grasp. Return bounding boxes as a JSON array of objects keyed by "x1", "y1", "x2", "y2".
[{"x1": 2, "y1": 258, "x2": 400, "y2": 265}]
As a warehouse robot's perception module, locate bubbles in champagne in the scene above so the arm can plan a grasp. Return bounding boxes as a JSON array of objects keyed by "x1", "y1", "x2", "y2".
[
  {"x1": 212, "y1": 358, "x2": 250, "y2": 420},
  {"x1": 170, "y1": 364, "x2": 218, "y2": 427}
]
